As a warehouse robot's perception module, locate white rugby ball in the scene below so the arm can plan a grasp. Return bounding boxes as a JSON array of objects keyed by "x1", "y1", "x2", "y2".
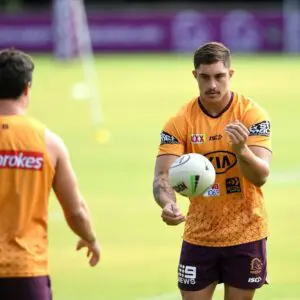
[{"x1": 169, "y1": 153, "x2": 216, "y2": 197}]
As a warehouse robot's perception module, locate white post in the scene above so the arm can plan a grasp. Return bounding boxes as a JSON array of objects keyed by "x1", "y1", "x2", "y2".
[
  {"x1": 283, "y1": 0, "x2": 300, "y2": 53},
  {"x1": 53, "y1": 0, "x2": 75, "y2": 59},
  {"x1": 71, "y1": 0, "x2": 104, "y2": 127},
  {"x1": 70, "y1": 0, "x2": 110, "y2": 143}
]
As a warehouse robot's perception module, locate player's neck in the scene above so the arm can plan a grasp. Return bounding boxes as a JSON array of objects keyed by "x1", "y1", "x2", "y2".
[
  {"x1": 0, "y1": 100, "x2": 26, "y2": 116},
  {"x1": 199, "y1": 91, "x2": 232, "y2": 117}
]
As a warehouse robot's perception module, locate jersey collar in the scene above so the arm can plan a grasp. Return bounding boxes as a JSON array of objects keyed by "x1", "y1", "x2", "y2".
[{"x1": 198, "y1": 92, "x2": 234, "y2": 118}]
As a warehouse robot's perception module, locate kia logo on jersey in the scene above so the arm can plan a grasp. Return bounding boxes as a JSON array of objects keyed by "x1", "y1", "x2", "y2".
[
  {"x1": 0, "y1": 150, "x2": 44, "y2": 170},
  {"x1": 204, "y1": 151, "x2": 237, "y2": 174}
]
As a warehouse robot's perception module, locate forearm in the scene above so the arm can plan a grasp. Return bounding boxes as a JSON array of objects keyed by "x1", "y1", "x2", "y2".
[
  {"x1": 65, "y1": 203, "x2": 96, "y2": 242},
  {"x1": 236, "y1": 146, "x2": 269, "y2": 187},
  {"x1": 153, "y1": 172, "x2": 177, "y2": 208}
]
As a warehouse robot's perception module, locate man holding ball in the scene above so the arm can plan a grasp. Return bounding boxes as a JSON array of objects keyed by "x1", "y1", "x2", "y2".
[{"x1": 152, "y1": 42, "x2": 272, "y2": 300}]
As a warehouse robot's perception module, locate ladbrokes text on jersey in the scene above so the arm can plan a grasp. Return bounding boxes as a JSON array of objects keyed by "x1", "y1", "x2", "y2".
[{"x1": 0, "y1": 150, "x2": 44, "y2": 170}]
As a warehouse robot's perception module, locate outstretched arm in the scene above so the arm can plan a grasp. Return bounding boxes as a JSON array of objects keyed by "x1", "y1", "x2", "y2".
[
  {"x1": 46, "y1": 129, "x2": 100, "y2": 266},
  {"x1": 153, "y1": 155, "x2": 178, "y2": 208},
  {"x1": 153, "y1": 155, "x2": 185, "y2": 225}
]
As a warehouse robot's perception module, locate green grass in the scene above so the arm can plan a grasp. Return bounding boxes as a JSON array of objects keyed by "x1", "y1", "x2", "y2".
[{"x1": 27, "y1": 54, "x2": 300, "y2": 300}]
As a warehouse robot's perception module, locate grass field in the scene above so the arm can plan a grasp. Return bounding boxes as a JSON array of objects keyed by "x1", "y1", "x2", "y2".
[{"x1": 28, "y1": 53, "x2": 300, "y2": 300}]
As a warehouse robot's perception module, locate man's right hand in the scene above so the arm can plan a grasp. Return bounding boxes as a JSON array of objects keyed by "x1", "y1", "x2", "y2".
[
  {"x1": 76, "y1": 239, "x2": 101, "y2": 267},
  {"x1": 161, "y1": 202, "x2": 185, "y2": 226}
]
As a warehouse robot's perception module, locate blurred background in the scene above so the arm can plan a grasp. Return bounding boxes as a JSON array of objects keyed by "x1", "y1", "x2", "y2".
[{"x1": 0, "y1": 0, "x2": 299, "y2": 299}]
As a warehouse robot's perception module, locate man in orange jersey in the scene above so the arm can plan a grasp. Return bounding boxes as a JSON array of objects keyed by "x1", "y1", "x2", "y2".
[
  {"x1": 0, "y1": 49, "x2": 100, "y2": 299},
  {"x1": 153, "y1": 42, "x2": 272, "y2": 300}
]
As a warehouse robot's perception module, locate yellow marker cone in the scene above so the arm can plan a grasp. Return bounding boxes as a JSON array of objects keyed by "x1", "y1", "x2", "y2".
[{"x1": 94, "y1": 128, "x2": 111, "y2": 144}]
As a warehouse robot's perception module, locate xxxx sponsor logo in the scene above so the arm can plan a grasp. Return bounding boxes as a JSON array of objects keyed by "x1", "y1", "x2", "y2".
[{"x1": 191, "y1": 134, "x2": 205, "y2": 144}]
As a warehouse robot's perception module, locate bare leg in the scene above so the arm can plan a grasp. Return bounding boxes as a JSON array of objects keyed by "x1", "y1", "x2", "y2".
[
  {"x1": 224, "y1": 284, "x2": 255, "y2": 300},
  {"x1": 181, "y1": 281, "x2": 218, "y2": 300}
]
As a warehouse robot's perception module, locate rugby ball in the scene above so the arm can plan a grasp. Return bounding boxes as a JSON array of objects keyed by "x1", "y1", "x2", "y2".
[{"x1": 169, "y1": 153, "x2": 216, "y2": 197}]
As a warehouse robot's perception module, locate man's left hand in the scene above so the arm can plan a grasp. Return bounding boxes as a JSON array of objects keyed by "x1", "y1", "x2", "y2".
[{"x1": 225, "y1": 121, "x2": 249, "y2": 155}]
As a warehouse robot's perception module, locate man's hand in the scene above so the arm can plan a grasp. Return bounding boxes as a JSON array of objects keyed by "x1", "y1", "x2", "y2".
[
  {"x1": 225, "y1": 120, "x2": 249, "y2": 155},
  {"x1": 161, "y1": 202, "x2": 185, "y2": 226},
  {"x1": 76, "y1": 239, "x2": 101, "y2": 267},
  {"x1": 225, "y1": 120, "x2": 272, "y2": 187}
]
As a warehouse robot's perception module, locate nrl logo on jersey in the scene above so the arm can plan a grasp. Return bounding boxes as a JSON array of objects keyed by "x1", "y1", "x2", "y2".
[
  {"x1": 191, "y1": 134, "x2": 206, "y2": 144},
  {"x1": 160, "y1": 131, "x2": 179, "y2": 144}
]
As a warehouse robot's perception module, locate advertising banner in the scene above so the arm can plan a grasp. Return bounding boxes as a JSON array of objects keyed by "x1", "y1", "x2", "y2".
[{"x1": 0, "y1": 10, "x2": 295, "y2": 53}]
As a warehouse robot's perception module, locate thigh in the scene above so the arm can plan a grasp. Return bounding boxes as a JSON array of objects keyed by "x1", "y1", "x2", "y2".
[
  {"x1": 224, "y1": 285, "x2": 255, "y2": 300},
  {"x1": 178, "y1": 240, "x2": 220, "y2": 292},
  {"x1": 0, "y1": 276, "x2": 52, "y2": 300},
  {"x1": 181, "y1": 282, "x2": 218, "y2": 300},
  {"x1": 221, "y1": 238, "x2": 267, "y2": 290}
]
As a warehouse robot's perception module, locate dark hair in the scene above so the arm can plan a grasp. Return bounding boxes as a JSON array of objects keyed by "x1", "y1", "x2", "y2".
[
  {"x1": 0, "y1": 48, "x2": 34, "y2": 100},
  {"x1": 193, "y1": 42, "x2": 231, "y2": 69}
]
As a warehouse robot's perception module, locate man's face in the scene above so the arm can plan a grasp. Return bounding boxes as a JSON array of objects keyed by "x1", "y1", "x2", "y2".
[{"x1": 192, "y1": 61, "x2": 233, "y2": 102}]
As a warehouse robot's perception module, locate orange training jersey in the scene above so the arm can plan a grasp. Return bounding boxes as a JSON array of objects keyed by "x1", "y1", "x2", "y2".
[
  {"x1": 0, "y1": 115, "x2": 54, "y2": 277},
  {"x1": 158, "y1": 92, "x2": 272, "y2": 247}
]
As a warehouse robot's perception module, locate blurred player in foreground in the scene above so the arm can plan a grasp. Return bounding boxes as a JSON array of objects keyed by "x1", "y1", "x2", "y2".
[
  {"x1": 0, "y1": 49, "x2": 100, "y2": 300},
  {"x1": 153, "y1": 42, "x2": 272, "y2": 300}
]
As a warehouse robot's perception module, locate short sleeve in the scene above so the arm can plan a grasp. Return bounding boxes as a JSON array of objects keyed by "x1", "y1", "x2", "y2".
[
  {"x1": 158, "y1": 115, "x2": 187, "y2": 156},
  {"x1": 243, "y1": 105, "x2": 271, "y2": 151}
]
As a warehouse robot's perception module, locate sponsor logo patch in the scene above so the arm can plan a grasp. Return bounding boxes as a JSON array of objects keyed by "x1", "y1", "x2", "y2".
[
  {"x1": 191, "y1": 134, "x2": 205, "y2": 144},
  {"x1": 248, "y1": 258, "x2": 264, "y2": 284},
  {"x1": 0, "y1": 150, "x2": 44, "y2": 170},
  {"x1": 178, "y1": 264, "x2": 196, "y2": 285},
  {"x1": 209, "y1": 134, "x2": 222, "y2": 141},
  {"x1": 250, "y1": 258, "x2": 263, "y2": 275},
  {"x1": 160, "y1": 131, "x2": 179, "y2": 144},
  {"x1": 226, "y1": 177, "x2": 241, "y2": 194},
  {"x1": 249, "y1": 120, "x2": 271, "y2": 137},
  {"x1": 204, "y1": 151, "x2": 237, "y2": 174},
  {"x1": 248, "y1": 277, "x2": 262, "y2": 283},
  {"x1": 203, "y1": 183, "x2": 220, "y2": 197}
]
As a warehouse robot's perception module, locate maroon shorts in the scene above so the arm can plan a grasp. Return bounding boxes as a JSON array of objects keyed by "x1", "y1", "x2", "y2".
[
  {"x1": 178, "y1": 239, "x2": 267, "y2": 291},
  {"x1": 0, "y1": 276, "x2": 52, "y2": 300}
]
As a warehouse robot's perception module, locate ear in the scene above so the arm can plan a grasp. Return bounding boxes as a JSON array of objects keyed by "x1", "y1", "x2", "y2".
[
  {"x1": 192, "y1": 70, "x2": 197, "y2": 79},
  {"x1": 22, "y1": 84, "x2": 31, "y2": 108},
  {"x1": 24, "y1": 84, "x2": 30, "y2": 96},
  {"x1": 229, "y1": 69, "x2": 234, "y2": 78}
]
